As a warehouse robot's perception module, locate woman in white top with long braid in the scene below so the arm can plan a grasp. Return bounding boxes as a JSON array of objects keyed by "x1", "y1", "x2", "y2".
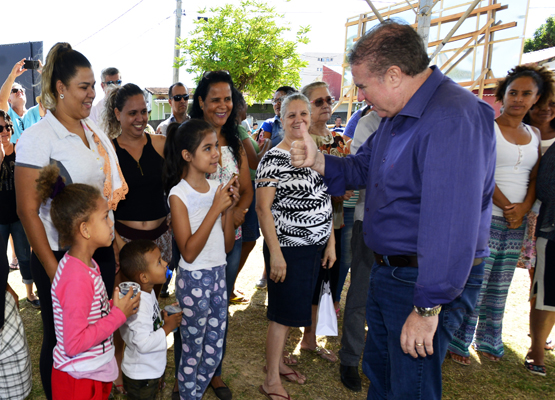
[{"x1": 449, "y1": 64, "x2": 554, "y2": 365}]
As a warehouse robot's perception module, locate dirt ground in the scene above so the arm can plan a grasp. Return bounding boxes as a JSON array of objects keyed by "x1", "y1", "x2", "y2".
[{"x1": 7, "y1": 237, "x2": 555, "y2": 399}]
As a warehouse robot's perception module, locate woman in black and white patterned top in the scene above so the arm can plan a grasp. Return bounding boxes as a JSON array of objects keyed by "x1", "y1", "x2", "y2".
[{"x1": 255, "y1": 93, "x2": 334, "y2": 399}]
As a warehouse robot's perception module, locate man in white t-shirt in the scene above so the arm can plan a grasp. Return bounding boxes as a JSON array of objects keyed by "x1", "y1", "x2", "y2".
[{"x1": 89, "y1": 67, "x2": 121, "y2": 128}]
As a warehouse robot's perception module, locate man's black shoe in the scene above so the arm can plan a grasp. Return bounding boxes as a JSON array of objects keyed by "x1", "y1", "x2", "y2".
[
  {"x1": 340, "y1": 364, "x2": 362, "y2": 392},
  {"x1": 210, "y1": 382, "x2": 232, "y2": 400}
]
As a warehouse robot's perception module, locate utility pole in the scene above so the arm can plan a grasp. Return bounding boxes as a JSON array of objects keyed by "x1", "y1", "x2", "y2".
[
  {"x1": 417, "y1": 0, "x2": 434, "y2": 47},
  {"x1": 173, "y1": 0, "x2": 182, "y2": 84}
]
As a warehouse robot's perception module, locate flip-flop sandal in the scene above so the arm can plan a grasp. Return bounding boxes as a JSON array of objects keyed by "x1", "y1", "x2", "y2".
[
  {"x1": 282, "y1": 351, "x2": 298, "y2": 365},
  {"x1": 524, "y1": 359, "x2": 546, "y2": 377},
  {"x1": 262, "y1": 366, "x2": 306, "y2": 385},
  {"x1": 229, "y1": 295, "x2": 249, "y2": 305},
  {"x1": 478, "y1": 351, "x2": 501, "y2": 362},
  {"x1": 448, "y1": 350, "x2": 471, "y2": 366},
  {"x1": 258, "y1": 385, "x2": 291, "y2": 400},
  {"x1": 302, "y1": 346, "x2": 338, "y2": 362}
]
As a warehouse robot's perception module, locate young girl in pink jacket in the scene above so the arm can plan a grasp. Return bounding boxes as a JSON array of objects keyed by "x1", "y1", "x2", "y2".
[{"x1": 36, "y1": 165, "x2": 140, "y2": 400}]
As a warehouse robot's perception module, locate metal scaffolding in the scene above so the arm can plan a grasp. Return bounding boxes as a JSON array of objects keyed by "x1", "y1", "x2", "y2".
[{"x1": 335, "y1": 0, "x2": 531, "y2": 118}]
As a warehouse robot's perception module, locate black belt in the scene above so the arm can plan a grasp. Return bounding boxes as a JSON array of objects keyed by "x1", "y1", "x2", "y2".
[{"x1": 373, "y1": 253, "x2": 483, "y2": 268}]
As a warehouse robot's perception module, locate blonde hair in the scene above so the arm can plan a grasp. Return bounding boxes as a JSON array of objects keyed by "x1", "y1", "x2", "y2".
[
  {"x1": 280, "y1": 93, "x2": 311, "y2": 120},
  {"x1": 41, "y1": 42, "x2": 91, "y2": 111}
]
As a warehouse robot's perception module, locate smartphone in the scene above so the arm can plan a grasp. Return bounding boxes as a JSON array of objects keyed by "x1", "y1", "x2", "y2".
[{"x1": 23, "y1": 60, "x2": 40, "y2": 70}]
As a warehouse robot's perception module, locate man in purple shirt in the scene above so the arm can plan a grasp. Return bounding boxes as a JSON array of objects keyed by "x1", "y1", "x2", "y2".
[{"x1": 291, "y1": 21, "x2": 496, "y2": 399}]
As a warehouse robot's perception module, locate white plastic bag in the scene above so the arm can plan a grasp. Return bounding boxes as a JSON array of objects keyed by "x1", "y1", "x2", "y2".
[{"x1": 315, "y1": 279, "x2": 338, "y2": 336}]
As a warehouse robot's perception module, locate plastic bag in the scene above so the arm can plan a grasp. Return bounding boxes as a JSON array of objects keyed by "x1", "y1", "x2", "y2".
[{"x1": 315, "y1": 276, "x2": 338, "y2": 336}]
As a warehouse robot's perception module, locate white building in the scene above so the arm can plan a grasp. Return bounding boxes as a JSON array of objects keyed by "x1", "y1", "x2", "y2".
[{"x1": 300, "y1": 52, "x2": 344, "y2": 87}]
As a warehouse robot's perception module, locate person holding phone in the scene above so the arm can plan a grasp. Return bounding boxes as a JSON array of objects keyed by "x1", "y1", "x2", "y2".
[{"x1": 0, "y1": 59, "x2": 42, "y2": 143}]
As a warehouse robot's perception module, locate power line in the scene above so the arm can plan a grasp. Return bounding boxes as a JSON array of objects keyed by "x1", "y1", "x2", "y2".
[
  {"x1": 76, "y1": 0, "x2": 146, "y2": 45},
  {"x1": 106, "y1": 14, "x2": 173, "y2": 58}
]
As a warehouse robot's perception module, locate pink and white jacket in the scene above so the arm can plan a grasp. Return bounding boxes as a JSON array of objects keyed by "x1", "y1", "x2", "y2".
[{"x1": 51, "y1": 253, "x2": 126, "y2": 375}]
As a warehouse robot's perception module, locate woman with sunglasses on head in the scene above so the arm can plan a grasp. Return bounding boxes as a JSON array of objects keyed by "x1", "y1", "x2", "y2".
[
  {"x1": 260, "y1": 86, "x2": 297, "y2": 148},
  {"x1": 189, "y1": 70, "x2": 253, "y2": 400},
  {"x1": 14, "y1": 42, "x2": 128, "y2": 400},
  {"x1": 295, "y1": 81, "x2": 350, "y2": 363},
  {"x1": 0, "y1": 60, "x2": 42, "y2": 144},
  {"x1": 448, "y1": 64, "x2": 554, "y2": 365},
  {"x1": 0, "y1": 110, "x2": 40, "y2": 309}
]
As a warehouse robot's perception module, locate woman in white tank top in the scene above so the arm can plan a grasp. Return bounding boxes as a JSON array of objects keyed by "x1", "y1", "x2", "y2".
[{"x1": 449, "y1": 64, "x2": 553, "y2": 366}]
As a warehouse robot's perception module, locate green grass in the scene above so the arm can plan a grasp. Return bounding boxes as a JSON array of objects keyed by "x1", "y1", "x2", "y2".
[{"x1": 8, "y1": 238, "x2": 555, "y2": 399}]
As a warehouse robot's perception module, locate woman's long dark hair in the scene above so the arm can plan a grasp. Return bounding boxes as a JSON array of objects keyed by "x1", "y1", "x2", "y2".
[
  {"x1": 190, "y1": 71, "x2": 242, "y2": 169},
  {"x1": 163, "y1": 119, "x2": 215, "y2": 194}
]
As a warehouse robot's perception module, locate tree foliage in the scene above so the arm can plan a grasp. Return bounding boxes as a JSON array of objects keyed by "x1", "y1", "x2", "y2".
[
  {"x1": 175, "y1": 0, "x2": 310, "y2": 104},
  {"x1": 524, "y1": 16, "x2": 555, "y2": 53}
]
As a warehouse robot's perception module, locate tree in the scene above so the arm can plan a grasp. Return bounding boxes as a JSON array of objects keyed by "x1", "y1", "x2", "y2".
[
  {"x1": 524, "y1": 16, "x2": 555, "y2": 53},
  {"x1": 175, "y1": 0, "x2": 310, "y2": 104}
]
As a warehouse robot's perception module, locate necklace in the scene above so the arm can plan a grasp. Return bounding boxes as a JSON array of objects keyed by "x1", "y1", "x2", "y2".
[{"x1": 136, "y1": 160, "x2": 143, "y2": 176}]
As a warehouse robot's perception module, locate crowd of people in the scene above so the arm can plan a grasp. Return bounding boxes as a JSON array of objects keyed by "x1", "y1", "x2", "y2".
[{"x1": 1, "y1": 19, "x2": 555, "y2": 400}]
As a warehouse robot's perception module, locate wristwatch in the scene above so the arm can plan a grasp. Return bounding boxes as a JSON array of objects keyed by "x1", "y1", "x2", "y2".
[{"x1": 413, "y1": 305, "x2": 442, "y2": 317}]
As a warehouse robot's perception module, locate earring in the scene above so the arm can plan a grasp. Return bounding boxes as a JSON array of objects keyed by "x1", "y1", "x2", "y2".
[
  {"x1": 60, "y1": 94, "x2": 64, "y2": 99},
  {"x1": 87, "y1": 234, "x2": 90, "y2": 239}
]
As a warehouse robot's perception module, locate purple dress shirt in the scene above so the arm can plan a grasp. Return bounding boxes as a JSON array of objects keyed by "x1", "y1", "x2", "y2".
[{"x1": 323, "y1": 66, "x2": 496, "y2": 308}]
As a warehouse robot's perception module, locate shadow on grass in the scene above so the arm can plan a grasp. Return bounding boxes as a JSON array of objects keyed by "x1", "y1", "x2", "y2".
[
  {"x1": 443, "y1": 342, "x2": 555, "y2": 400},
  {"x1": 218, "y1": 288, "x2": 369, "y2": 400}
]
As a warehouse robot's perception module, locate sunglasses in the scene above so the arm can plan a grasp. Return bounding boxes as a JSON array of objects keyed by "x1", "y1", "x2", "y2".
[
  {"x1": 202, "y1": 70, "x2": 231, "y2": 79},
  {"x1": 172, "y1": 94, "x2": 189, "y2": 102},
  {"x1": 310, "y1": 96, "x2": 334, "y2": 107},
  {"x1": 0, "y1": 125, "x2": 11, "y2": 133},
  {"x1": 272, "y1": 98, "x2": 283, "y2": 105},
  {"x1": 105, "y1": 80, "x2": 122, "y2": 86},
  {"x1": 11, "y1": 88, "x2": 25, "y2": 94}
]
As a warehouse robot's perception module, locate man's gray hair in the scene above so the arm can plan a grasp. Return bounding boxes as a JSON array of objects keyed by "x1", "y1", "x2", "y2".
[
  {"x1": 348, "y1": 20, "x2": 429, "y2": 78},
  {"x1": 101, "y1": 67, "x2": 120, "y2": 82}
]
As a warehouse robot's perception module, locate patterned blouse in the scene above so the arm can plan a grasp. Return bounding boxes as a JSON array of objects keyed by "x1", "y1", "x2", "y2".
[
  {"x1": 255, "y1": 148, "x2": 332, "y2": 247},
  {"x1": 207, "y1": 146, "x2": 241, "y2": 240}
]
